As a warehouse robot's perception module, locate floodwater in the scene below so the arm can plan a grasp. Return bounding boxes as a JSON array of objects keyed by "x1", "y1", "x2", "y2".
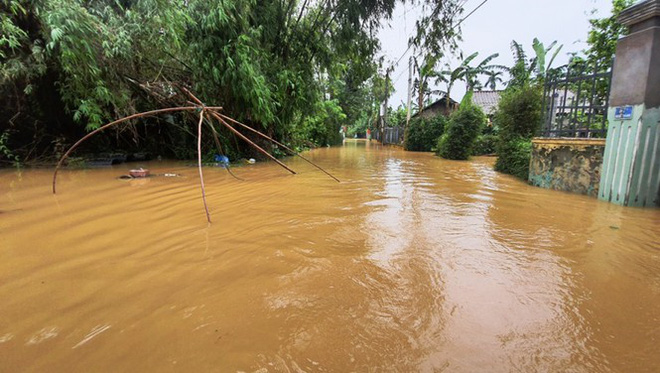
[{"x1": 1, "y1": 139, "x2": 659, "y2": 372}]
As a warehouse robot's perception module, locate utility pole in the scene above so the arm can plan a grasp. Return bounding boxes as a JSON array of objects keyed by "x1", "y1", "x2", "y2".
[
  {"x1": 406, "y1": 55, "x2": 413, "y2": 128},
  {"x1": 379, "y1": 69, "x2": 390, "y2": 143}
]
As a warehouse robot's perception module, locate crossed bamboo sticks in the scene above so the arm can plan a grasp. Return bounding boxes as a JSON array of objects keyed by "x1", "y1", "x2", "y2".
[{"x1": 52, "y1": 89, "x2": 340, "y2": 223}]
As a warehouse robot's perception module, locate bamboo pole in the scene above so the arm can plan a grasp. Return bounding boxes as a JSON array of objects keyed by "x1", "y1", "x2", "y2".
[
  {"x1": 216, "y1": 113, "x2": 340, "y2": 183},
  {"x1": 211, "y1": 115, "x2": 297, "y2": 175},
  {"x1": 52, "y1": 106, "x2": 222, "y2": 194},
  {"x1": 182, "y1": 88, "x2": 338, "y2": 182},
  {"x1": 196, "y1": 110, "x2": 211, "y2": 223},
  {"x1": 180, "y1": 89, "x2": 295, "y2": 174},
  {"x1": 204, "y1": 114, "x2": 244, "y2": 181}
]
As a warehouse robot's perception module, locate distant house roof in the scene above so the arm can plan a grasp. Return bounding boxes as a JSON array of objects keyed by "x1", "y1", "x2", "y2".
[
  {"x1": 472, "y1": 90, "x2": 502, "y2": 115},
  {"x1": 412, "y1": 96, "x2": 459, "y2": 118}
]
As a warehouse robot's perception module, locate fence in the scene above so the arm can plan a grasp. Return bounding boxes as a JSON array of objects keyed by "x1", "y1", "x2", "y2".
[
  {"x1": 541, "y1": 64, "x2": 612, "y2": 138},
  {"x1": 373, "y1": 126, "x2": 404, "y2": 145}
]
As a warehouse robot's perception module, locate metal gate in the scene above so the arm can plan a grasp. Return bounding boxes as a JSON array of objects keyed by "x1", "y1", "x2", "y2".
[
  {"x1": 541, "y1": 64, "x2": 612, "y2": 138},
  {"x1": 382, "y1": 126, "x2": 404, "y2": 145},
  {"x1": 373, "y1": 126, "x2": 404, "y2": 145}
]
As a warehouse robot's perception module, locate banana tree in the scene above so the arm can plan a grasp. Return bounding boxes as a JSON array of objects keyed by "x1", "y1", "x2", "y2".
[
  {"x1": 507, "y1": 38, "x2": 563, "y2": 87},
  {"x1": 463, "y1": 52, "x2": 503, "y2": 90},
  {"x1": 439, "y1": 51, "x2": 501, "y2": 108},
  {"x1": 532, "y1": 37, "x2": 563, "y2": 79},
  {"x1": 484, "y1": 70, "x2": 504, "y2": 90},
  {"x1": 413, "y1": 53, "x2": 443, "y2": 111}
]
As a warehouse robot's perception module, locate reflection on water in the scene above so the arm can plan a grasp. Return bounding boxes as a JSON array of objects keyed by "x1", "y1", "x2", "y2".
[{"x1": 1, "y1": 139, "x2": 659, "y2": 372}]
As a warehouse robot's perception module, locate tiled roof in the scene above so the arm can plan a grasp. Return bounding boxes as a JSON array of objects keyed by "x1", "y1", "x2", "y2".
[
  {"x1": 472, "y1": 90, "x2": 502, "y2": 115},
  {"x1": 412, "y1": 96, "x2": 459, "y2": 118}
]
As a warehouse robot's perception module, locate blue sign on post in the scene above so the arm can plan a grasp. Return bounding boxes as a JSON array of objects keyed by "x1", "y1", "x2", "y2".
[{"x1": 614, "y1": 106, "x2": 633, "y2": 120}]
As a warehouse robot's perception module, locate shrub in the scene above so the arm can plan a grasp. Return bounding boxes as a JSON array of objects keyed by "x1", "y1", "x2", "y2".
[
  {"x1": 494, "y1": 135, "x2": 532, "y2": 180},
  {"x1": 403, "y1": 115, "x2": 446, "y2": 152},
  {"x1": 472, "y1": 133, "x2": 498, "y2": 155},
  {"x1": 495, "y1": 84, "x2": 543, "y2": 138},
  {"x1": 493, "y1": 84, "x2": 542, "y2": 179},
  {"x1": 437, "y1": 93, "x2": 485, "y2": 160}
]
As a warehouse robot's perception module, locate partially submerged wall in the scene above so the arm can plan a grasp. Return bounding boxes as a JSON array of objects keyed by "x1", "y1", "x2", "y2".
[{"x1": 529, "y1": 138, "x2": 606, "y2": 197}]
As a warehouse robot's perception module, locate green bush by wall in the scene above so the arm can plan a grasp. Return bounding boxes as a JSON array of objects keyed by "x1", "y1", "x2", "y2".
[
  {"x1": 494, "y1": 135, "x2": 533, "y2": 179},
  {"x1": 403, "y1": 115, "x2": 446, "y2": 152},
  {"x1": 495, "y1": 85, "x2": 543, "y2": 139},
  {"x1": 493, "y1": 84, "x2": 542, "y2": 179}
]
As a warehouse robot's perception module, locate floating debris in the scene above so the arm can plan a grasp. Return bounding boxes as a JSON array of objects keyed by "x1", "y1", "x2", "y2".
[{"x1": 129, "y1": 168, "x2": 150, "y2": 178}]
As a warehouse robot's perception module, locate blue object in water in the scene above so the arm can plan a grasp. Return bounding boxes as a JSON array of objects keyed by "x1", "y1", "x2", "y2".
[{"x1": 214, "y1": 154, "x2": 229, "y2": 166}]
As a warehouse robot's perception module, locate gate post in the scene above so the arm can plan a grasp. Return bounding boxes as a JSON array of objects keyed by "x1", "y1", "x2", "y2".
[{"x1": 599, "y1": 0, "x2": 660, "y2": 207}]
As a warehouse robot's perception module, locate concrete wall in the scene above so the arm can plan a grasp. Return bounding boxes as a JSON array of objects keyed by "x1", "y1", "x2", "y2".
[
  {"x1": 600, "y1": 0, "x2": 660, "y2": 207},
  {"x1": 529, "y1": 138, "x2": 607, "y2": 197}
]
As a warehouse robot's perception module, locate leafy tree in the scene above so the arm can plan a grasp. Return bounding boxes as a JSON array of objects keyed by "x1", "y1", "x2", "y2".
[
  {"x1": 493, "y1": 137, "x2": 532, "y2": 180},
  {"x1": 407, "y1": 0, "x2": 466, "y2": 114},
  {"x1": 531, "y1": 38, "x2": 563, "y2": 80},
  {"x1": 388, "y1": 105, "x2": 407, "y2": 127},
  {"x1": 584, "y1": 0, "x2": 634, "y2": 70},
  {"x1": 462, "y1": 52, "x2": 502, "y2": 90},
  {"x1": 297, "y1": 99, "x2": 346, "y2": 146},
  {"x1": 495, "y1": 84, "x2": 543, "y2": 139},
  {"x1": 1, "y1": 0, "x2": 466, "y2": 163},
  {"x1": 410, "y1": 0, "x2": 464, "y2": 56},
  {"x1": 413, "y1": 53, "x2": 444, "y2": 111}
]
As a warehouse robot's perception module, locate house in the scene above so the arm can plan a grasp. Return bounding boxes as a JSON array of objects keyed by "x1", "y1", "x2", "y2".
[
  {"x1": 413, "y1": 96, "x2": 459, "y2": 119},
  {"x1": 472, "y1": 90, "x2": 503, "y2": 116}
]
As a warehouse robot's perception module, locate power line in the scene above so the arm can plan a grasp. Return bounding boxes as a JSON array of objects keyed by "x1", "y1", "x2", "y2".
[
  {"x1": 391, "y1": 0, "x2": 489, "y2": 70},
  {"x1": 453, "y1": 0, "x2": 489, "y2": 29},
  {"x1": 392, "y1": 0, "x2": 489, "y2": 86}
]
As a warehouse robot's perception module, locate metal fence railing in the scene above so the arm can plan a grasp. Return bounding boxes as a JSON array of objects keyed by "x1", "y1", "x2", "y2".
[
  {"x1": 541, "y1": 64, "x2": 612, "y2": 138},
  {"x1": 373, "y1": 126, "x2": 404, "y2": 145}
]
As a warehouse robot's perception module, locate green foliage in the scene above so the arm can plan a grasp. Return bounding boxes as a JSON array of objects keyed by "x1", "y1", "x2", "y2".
[
  {"x1": 411, "y1": 0, "x2": 464, "y2": 59},
  {"x1": 585, "y1": 0, "x2": 633, "y2": 70},
  {"x1": 0, "y1": 130, "x2": 19, "y2": 165},
  {"x1": 403, "y1": 115, "x2": 446, "y2": 152},
  {"x1": 408, "y1": 0, "x2": 465, "y2": 110},
  {"x1": 388, "y1": 105, "x2": 408, "y2": 127},
  {"x1": 424, "y1": 51, "x2": 503, "y2": 110},
  {"x1": 0, "y1": 0, "x2": 469, "y2": 163},
  {"x1": 297, "y1": 99, "x2": 346, "y2": 146},
  {"x1": 494, "y1": 84, "x2": 542, "y2": 139},
  {"x1": 493, "y1": 136, "x2": 532, "y2": 180},
  {"x1": 2, "y1": 0, "x2": 412, "y2": 162},
  {"x1": 472, "y1": 133, "x2": 498, "y2": 156},
  {"x1": 493, "y1": 84, "x2": 542, "y2": 179},
  {"x1": 436, "y1": 92, "x2": 485, "y2": 160},
  {"x1": 507, "y1": 38, "x2": 562, "y2": 88},
  {"x1": 0, "y1": 1, "x2": 28, "y2": 60}
]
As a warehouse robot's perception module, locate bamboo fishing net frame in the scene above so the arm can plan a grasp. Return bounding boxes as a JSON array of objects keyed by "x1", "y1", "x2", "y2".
[{"x1": 52, "y1": 91, "x2": 340, "y2": 223}]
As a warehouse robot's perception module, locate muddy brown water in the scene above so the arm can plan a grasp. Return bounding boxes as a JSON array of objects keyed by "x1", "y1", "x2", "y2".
[{"x1": 1, "y1": 139, "x2": 659, "y2": 372}]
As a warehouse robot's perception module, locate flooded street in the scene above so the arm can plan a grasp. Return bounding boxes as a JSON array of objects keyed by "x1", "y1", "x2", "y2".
[{"x1": 1, "y1": 139, "x2": 659, "y2": 372}]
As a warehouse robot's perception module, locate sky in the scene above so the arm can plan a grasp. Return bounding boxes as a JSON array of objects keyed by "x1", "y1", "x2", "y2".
[{"x1": 377, "y1": 0, "x2": 617, "y2": 107}]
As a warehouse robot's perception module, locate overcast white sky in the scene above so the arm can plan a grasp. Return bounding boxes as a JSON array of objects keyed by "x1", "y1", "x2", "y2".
[{"x1": 377, "y1": 0, "x2": 616, "y2": 107}]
